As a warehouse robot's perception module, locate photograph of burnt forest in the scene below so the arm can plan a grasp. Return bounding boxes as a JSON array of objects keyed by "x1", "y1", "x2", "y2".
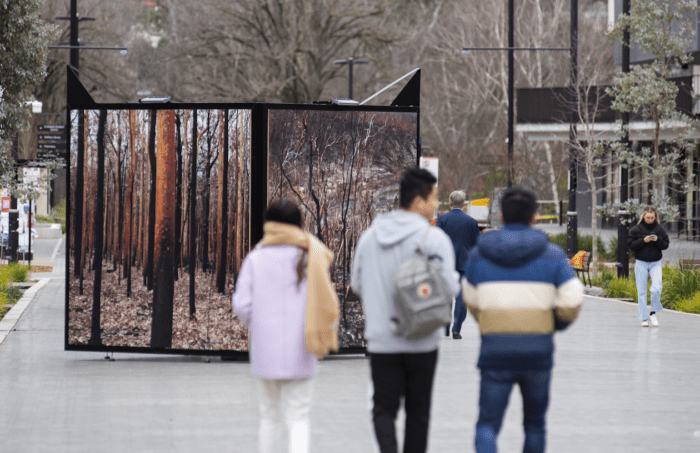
[
  {"x1": 268, "y1": 109, "x2": 418, "y2": 348},
  {"x1": 68, "y1": 108, "x2": 251, "y2": 352}
]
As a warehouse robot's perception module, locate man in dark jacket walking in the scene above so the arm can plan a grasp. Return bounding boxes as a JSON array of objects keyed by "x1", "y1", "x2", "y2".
[
  {"x1": 463, "y1": 186, "x2": 583, "y2": 453},
  {"x1": 436, "y1": 190, "x2": 479, "y2": 339}
]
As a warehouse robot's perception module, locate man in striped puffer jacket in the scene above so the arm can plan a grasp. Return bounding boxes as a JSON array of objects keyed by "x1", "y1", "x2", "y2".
[{"x1": 462, "y1": 186, "x2": 584, "y2": 453}]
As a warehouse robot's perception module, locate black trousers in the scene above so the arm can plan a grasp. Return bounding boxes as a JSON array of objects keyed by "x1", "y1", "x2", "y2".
[{"x1": 370, "y1": 350, "x2": 439, "y2": 453}]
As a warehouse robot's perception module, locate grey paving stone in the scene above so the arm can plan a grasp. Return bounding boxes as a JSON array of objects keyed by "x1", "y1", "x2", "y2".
[{"x1": 1, "y1": 247, "x2": 700, "y2": 452}]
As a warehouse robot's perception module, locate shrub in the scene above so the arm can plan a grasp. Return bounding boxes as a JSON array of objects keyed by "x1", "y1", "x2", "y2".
[
  {"x1": 52, "y1": 198, "x2": 67, "y2": 234},
  {"x1": 605, "y1": 276, "x2": 638, "y2": 300},
  {"x1": 590, "y1": 265, "x2": 616, "y2": 287},
  {"x1": 0, "y1": 285, "x2": 22, "y2": 304},
  {"x1": 674, "y1": 292, "x2": 700, "y2": 315},
  {"x1": 547, "y1": 232, "x2": 606, "y2": 257},
  {"x1": 7, "y1": 263, "x2": 28, "y2": 283},
  {"x1": 601, "y1": 236, "x2": 619, "y2": 261},
  {"x1": 659, "y1": 265, "x2": 700, "y2": 310},
  {"x1": 548, "y1": 233, "x2": 567, "y2": 251}
]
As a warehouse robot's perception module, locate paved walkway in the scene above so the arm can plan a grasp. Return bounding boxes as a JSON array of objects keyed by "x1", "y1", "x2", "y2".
[{"x1": 1, "y1": 237, "x2": 700, "y2": 452}]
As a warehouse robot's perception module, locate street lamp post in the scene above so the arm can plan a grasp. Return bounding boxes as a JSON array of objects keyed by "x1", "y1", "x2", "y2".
[
  {"x1": 49, "y1": 0, "x2": 126, "y2": 279},
  {"x1": 333, "y1": 58, "x2": 368, "y2": 100},
  {"x1": 462, "y1": 0, "x2": 578, "y2": 256},
  {"x1": 617, "y1": 0, "x2": 631, "y2": 278}
]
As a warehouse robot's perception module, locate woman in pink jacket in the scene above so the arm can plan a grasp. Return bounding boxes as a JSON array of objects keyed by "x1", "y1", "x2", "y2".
[{"x1": 232, "y1": 199, "x2": 339, "y2": 453}]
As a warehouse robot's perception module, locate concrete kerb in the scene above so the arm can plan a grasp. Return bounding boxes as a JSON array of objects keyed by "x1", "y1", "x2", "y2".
[{"x1": 0, "y1": 278, "x2": 51, "y2": 346}]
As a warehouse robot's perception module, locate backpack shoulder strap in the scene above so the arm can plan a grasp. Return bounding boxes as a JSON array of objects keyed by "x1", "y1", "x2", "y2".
[{"x1": 416, "y1": 226, "x2": 431, "y2": 255}]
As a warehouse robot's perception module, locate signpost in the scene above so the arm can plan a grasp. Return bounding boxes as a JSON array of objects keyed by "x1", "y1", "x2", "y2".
[
  {"x1": 37, "y1": 152, "x2": 67, "y2": 160},
  {"x1": 38, "y1": 134, "x2": 66, "y2": 141},
  {"x1": 37, "y1": 125, "x2": 65, "y2": 133},
  {"x1": 38, "y1": 143, "x2": 66, "y2": 150}
]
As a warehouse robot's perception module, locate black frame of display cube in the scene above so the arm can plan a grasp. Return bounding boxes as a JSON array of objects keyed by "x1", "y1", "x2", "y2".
[{"x1": 65, "y1": 82, "x2": 420, "y2": 359}]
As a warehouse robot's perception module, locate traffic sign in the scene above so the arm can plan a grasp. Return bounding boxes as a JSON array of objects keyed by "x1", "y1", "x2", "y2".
[
  {"x1": 38, "y1": 124, "x2": 65, "y2": 132},
  {"x1": 38, "y1": 143, "x2": 66, "y2": 150},
  {"x1": 37, "y1": 134, "x2": 66, "y2": 141}
]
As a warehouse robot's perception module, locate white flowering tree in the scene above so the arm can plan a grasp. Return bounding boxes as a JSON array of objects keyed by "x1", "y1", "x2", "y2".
[
  {"x1": 607, "y1": 0, "x2": 699, "y2": 223},
  {"x1": 0, "y1": 0, "x2": 58, "y2": 196}
]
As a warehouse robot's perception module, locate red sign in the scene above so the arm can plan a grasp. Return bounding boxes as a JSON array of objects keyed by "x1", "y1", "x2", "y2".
[{"x1": 1, "y1": 197, "x2": 10, "y2": 212}]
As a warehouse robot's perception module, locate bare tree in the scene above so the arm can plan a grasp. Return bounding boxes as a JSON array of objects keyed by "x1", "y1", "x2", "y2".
[
  {"x1": 151, "y1": 110, "x2": 177, "y2": 349},
  {"x1": 145, "y1": 110, "x2": 157, "y2": 290},
  {"x1": 216, "y1": 110, "x2": 229, "y2": 293},
  {"x1": 88, "y1": 109, "x2": 107, "y2": 346}
]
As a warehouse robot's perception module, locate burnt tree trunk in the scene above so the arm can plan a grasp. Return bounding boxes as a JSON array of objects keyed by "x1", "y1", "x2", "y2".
[
  {"x1": 174, "y1": 113, "x2": 183, "y2": 281},
  {"x1": 125, "y1": 111, "x2": 136, "y2": 297},
  {"x1": 88, "y1": 109, "x2": 107, "y2": 346},
  {"x1": 146, "y1": 109, "x2": 157, "y2": 291},
  {"x1": 151, "y1": 110, "x2": 177, "y2": 349},
  {"x1": 115, "y1": 120, "x2": 123, "y2": 276},
  {"x1": 74, "y1": 110, "x2": 85, "y2": 282},
  {"x1": 201, "y1": 111, "x2": 212, "y2": 272},
  {"x1": 216, "y1": 110, "x2": 229, "y2": 293},
  {"x1": 234, "y1": 115, "x2": 244, "y2": 276},
  {"x1": 189, "y1": 110, "x2": 198, "y2": 318}
]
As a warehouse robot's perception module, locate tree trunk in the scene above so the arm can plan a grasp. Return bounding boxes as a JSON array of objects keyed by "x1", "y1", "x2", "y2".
[
  {"x1": 135, "y1": 122, "x2": 144, "y2": 270},
  {"x1": 216, "y1": 110, "x2": 229, "y2": 293},
  {"x1": 74, "y1": 110, "x2": 85, "y2": 282},
  {"x1": 88, "y1": 110, "x2": 107, "y2": 346},
  {"x1": 544, "y1": 142, "x2": 560, "y2": 217},
  {"x1": 201, "y1": 112, "x2": 212, "y2": 272},
  {"x1": 234, "y1": 115, "x2": 244, "y2": 275},
  {"x1": 146, "y1": 109, "x2": 157, "y2": 291},
  {"x1": 174, "y1": 113, "x2": 183, "y2": 281},
  {"x1": 115, "y1": 121, "x2": 123, "y2": 277},
  {"x1": 125, "y1": 111, "x2": 137, "y2": 297},
  {"x1": 189, "y1": 110, "x2": 198, "y2": 318},
  {"x1": 151, "y1": 110, "x2": 177, "y2": 349}
]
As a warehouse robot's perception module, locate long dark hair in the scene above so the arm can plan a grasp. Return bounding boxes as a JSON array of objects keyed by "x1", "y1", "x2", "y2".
[{"x1": 264, "y1": 199, "x2": 307, "y2": 286}]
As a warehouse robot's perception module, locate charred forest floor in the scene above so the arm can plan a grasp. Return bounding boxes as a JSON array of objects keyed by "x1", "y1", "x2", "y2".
[
  {"x1": 68, "y1": 258, "x2": 249, "y2": 351},
  {"x1": 67, "y1": 257, "x2": 367, "y2": 351}
]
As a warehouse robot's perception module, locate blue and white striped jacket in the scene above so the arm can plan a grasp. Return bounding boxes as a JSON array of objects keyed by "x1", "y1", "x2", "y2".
[{"x1": 462, "y1": 224, "x2": 583, "y2": 370}]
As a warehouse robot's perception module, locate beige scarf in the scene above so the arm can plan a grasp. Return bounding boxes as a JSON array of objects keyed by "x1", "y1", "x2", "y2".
[{"x1": 258, "y1": 221, "x2": 340, "y2": 359}]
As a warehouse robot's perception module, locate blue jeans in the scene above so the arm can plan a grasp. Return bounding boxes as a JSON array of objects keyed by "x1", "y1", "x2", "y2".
[
  {"x1": 475, "y1": 369, "x2": 551, "y2": 453},
  {"x1": 634, "y1": 260, "x2": 663, "y2": 320},
  {"x1": 452, "y1": 271, "x2": 467, "y2": 333}
]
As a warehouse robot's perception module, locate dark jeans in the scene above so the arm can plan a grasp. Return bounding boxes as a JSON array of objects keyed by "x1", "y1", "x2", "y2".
[
  {"x1": 453, "y1": 271, "x2": 467, "y2": 333},
  {"x1": 475, "y1": 369, "x2": 551, "y2": 453},
  {"x1": 370, "y1": 350, "x2": 439, "y2": 453}
]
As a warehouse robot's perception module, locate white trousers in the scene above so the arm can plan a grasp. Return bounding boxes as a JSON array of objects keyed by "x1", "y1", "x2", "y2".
[{"x1": 258, "y1": 378, "x2": 314, "y2": 453}]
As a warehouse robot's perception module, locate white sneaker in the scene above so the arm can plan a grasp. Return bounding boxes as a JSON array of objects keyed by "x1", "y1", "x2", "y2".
[
  {"x1": 650, "y1": 314, "x2": 659, "y2": 327},
  {"x1": 641, "y1": 319, "x2": 649, "y2": 327}
]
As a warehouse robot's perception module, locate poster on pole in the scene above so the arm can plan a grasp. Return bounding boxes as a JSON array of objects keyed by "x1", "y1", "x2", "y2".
[{"x1": 419, "y1": 156, "x2": 438, "y2": 185}]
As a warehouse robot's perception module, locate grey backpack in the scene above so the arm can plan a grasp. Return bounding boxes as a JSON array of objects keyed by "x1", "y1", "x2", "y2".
[{"x1": 390, "y1": 228, "x2": 453, "y2": 339}]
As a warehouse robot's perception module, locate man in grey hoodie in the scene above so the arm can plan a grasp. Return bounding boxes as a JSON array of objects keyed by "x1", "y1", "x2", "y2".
[{"x1": 351, "y1": 167, "x2": 460, "y2": 453}]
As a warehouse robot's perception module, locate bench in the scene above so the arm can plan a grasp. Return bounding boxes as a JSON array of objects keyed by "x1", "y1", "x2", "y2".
[
  {"x1": 679, "y1": 259, "x2": 700, "y2": 271},
  {"x1": 572, "y1": 252, "x2": 593, "y2": 287}
]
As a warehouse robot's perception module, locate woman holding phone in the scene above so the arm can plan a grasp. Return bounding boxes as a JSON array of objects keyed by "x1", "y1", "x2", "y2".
[{"x1": 628, "y1": 206, "x2": 670, "y2": 327}]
